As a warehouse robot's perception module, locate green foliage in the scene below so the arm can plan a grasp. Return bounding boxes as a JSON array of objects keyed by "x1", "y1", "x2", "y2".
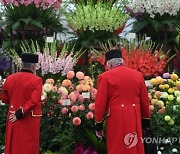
[
  {"x1": 0, "y1": 4, "x2": 66, "y2": 51},
  {"x1": 40, "y1": 74, "x2": 96, "y2": 153},
  {"x1": 85, "y1": 129, "x2": 106, "y2": 154},
  {"x1": 65, "y1": 1, "x2": 129, "y2": 32},
  {"x1": 64, "y1": 0, "x2": 129, "y2": 46},
  {"x1": 0, "y1": 104, "x2": 8, "y2": 153},
  {"x1": 149, "y1": 74, "x2": 180, "y2": 153},
  {"x1": 131, "y1": 11, "x2": 180, "y2": 53}
]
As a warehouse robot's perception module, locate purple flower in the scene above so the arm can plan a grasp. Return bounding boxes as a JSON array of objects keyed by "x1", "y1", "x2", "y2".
[
  {"x1": 75, "y1": 143, "x2": 84, "y2": 154},
  {"x1": 163, "y1": 73, "x2": 170, "y2": 79}
]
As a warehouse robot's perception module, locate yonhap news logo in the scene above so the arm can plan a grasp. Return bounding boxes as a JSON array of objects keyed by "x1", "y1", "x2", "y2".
[
  {"x1": 124, "y1": 132, "x2": 138, "y2": 148},
  {"x1": 124, "y1": 132, "x2": 180, "y2": 148}
]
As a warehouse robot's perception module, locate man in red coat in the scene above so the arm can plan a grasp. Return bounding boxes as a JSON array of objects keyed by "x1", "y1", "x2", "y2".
[
  {"x1": 95, "y1": 49, "x2": 150, "y2": 154},
  {"x1": 0, "y1": 53, "x2": 43, "y2": 154}
]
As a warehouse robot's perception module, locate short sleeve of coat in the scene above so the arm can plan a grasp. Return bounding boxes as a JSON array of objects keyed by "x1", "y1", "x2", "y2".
[{"x1": 95, "y1": 74, "x2": 108, "y2": 123}]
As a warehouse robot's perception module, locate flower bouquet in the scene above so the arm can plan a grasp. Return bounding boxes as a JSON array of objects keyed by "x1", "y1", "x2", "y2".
[
  {"x1": 90, "y1": 38, "x2": 170, "y2": 78},
  {"x1": 64, "y1": 0, "x2": 129, "y2": 46},
  {"x1": 127, "y1": 0, "x2": 180, "y2": 51},
  {"x1": 127, "y1": 0, "x2": 180, "y2": 32},
  {"x1": 6, "y1": 40, "x2": 83, "y2": 80},
  {"x1": 148, "y1": 73, "x2": 180, "y2": 153},
  {"x1": 40, "y1": 71, "x2": 98, "y2": 153}
]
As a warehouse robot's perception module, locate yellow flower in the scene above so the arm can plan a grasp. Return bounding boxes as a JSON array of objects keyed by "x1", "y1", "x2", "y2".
[
  {"x1": 176, "y1": 81, "x2": 180, "y2": 87},
  {"x1": 168, "y1": 119, "x2": 175, "y2": 125},
  {"x1": 159, "y1": 84, "x2": 165, "y2": 89},
  {"x1": 164, "y1": 115, "x2": 171, "y2": 121},
  {"x1": 164, "y1": 84, "x2": 170, "y2": 89},
  {"x1": 83, "y1": 85, "x2": 91, "y2": 91},
  {"x1": 150, "y1": 78, "x2": 157, "y2": 85},
  {"x1": 170, "y1": 73, "x2": 178, "y2": 81},
  {"x1": 162, "y1": 92, "x2": 168, "y2": 99},
  {"x1": 168, "y1": 95, "x2": 174, "y2": 101},
  {"x1": 168, "y1": 79, "x2": 174, "y2": 84},
  {"x1": 168, "y1": 88, "x2": 175, "y2": 94},
  {"x1": 157, "y1": 101, "x2": 164, "y2": 108},
  {"x1": 173, "y1": 87, "x2": 178, "y2": 91},
  {"x1": 156, "y1": 77, "x2": 164, "y2": 84},
  {"x1": 85, "y1": 79, "x2": 94, "y2": 87}
]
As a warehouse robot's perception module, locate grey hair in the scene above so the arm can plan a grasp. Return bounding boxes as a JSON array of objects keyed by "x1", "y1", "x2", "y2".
[
  {"x1": 21, "y1": 62, "x2": 36, "y2": 70},
  {"x1": 106, "y1": 58, "x2": 124, "y2": 69}
]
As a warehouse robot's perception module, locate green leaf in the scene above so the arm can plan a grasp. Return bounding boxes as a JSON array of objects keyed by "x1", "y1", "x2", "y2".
[
  {"x1": 31, "y1": 20, "x2": 43, "y2": 29},
  {"x1": 11, "y1": 21, "x2": 21, "y2": 30},
  {"x1": 131, "y1": 20, "x2": 149, "y2": 33},
  {"x1": 21, "y1": 17, "x2": 32, "y2": 25}
]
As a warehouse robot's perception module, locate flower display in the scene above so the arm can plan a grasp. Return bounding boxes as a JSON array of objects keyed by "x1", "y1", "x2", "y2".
[
  {"x1": 0, "y1": 0, "x2": 61, "y2": 11},
  {"x1": 90, "y1": 39, "x2": 169, "y2": 77},
  {"x1": 42, "y1": 70, "x2": 97, "y2": 125},
  {"x1": 122, "y1": 48, "x2": 168, "y2": 77},
  {"x1": 126, "y1": 0, "x2": 180, "y2": 53},
  {"x1": 40, "y1": 71, "x2": 97, "y2": 152},
  {"x1": 8, "y1": 41, "x2": 83, "y2": 76},
  {"x1": 127, "y1": 0, "x2": 180, "y2": 18},
  {"x1": 65, "y1": 1, "x2": 129, "y2": 33},
  {"x1": 148, "y1": 73, "x2": 180, "y2": 152}
]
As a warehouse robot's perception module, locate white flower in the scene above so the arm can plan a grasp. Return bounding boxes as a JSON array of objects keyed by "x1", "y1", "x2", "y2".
[
  {"x1": 41, "y1": 91, "x2": 47, "y2": 101},
  {"x1": 127, "y1": 0, "x2": 180, "y2": 18},
  {"x1": 157, "y1": 151, "x2": 162, "y2": 154},
  {"x1": 58, "y1": 87, "x2": 68, "y2": 95},
  {"x1": 43, "y1": 84, "x2": 52, "y2": 92},
  {"x1": 172, "y1": 148, "x2": 178, "y2": 153}
]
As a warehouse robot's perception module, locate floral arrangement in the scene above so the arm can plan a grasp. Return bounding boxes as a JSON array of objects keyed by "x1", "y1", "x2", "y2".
[
  {"x1": 7, "y1": 41, "x2": 83, "y2": 77},
  {"x1": 126, "y1": 0, "x2": 180, "y2": 49},
  {"x1": 90, "y1": 39, "x2": 170, "y2": 77},
  {"x1": 42, "y1": 70, "x2": 97, "y2": 125},
  {"x1": 64, "y1": 1, "x2": 129, "y2": 46},
  {"x1": 65, "y1": 1, "x2": 129, "y2": 32},
  {"x1": 122, "y1": 48, "x2": 168, "y2": 77},
  {"x1": 127, "y1": 0, "x2": 180, "y2": 18},
  {"x1": 40, "y1": 71, "x2": 97, "y2": 153},
  {"x1": 148, "y1": 73, "x2": 180, "y2": 153},
  {"x1": 0, "y1": 0, "x2": 63, "y2": 50},
  {"x1": 0, "y1": 0, "x2": 61, "y2": 10}
]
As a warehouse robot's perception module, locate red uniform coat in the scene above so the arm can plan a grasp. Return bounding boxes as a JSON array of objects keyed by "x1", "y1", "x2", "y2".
[
  {"x1": 95, "y1": 66, "x2": 150, "y2": 154},
  {"x1": 0, "y1": 70, "x2": 43, "y2": 154}
]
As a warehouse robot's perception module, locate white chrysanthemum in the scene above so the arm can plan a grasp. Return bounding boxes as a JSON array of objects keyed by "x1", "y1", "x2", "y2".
[
  {"x1": 58, "y1": 87, "x2": 68, "y2": 95},
  {"x1": 43, "y1": 83, "x2": 52, "y2": 92},
  {"x1": 41, "y1": 91, "x2": 47, "y2": 100},
  {"x1": 174, "y1": 91, "x2": 180, "y2": 97}
]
